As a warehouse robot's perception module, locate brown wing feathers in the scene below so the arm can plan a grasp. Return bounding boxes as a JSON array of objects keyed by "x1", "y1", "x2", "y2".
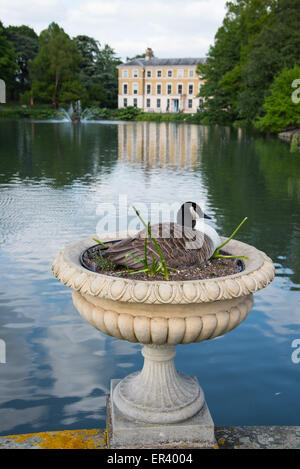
[{"x1": 102, "y1": 222, "x2": 214, "y2": 269}]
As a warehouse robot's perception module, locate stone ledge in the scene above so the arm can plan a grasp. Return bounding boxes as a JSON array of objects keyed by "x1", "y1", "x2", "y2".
[{"x1": 1, "y1": 425, "x2": 299, "y2": 449}]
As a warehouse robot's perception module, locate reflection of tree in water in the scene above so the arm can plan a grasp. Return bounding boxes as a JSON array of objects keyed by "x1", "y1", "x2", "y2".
[
  {"x1": 199, "y1": 126, "x2": 300, "y2": 285},
  {"x1": 0, "y1": 120, "x2": 118, "y2": 187}
]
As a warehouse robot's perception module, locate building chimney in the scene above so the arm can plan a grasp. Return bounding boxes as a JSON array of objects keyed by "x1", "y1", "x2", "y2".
[{"x1": 145, "y1": 48, "x2": 154, "y2": 61}]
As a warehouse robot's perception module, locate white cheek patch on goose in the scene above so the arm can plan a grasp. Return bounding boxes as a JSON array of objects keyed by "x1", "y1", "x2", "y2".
[{"x1": 189, "y1": 206, "x2": 200, "y2": 220}]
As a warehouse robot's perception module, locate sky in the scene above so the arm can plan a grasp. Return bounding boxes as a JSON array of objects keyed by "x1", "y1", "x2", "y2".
[{"x1": 0, "y1": 0, "x2": 228, "y2": 61}]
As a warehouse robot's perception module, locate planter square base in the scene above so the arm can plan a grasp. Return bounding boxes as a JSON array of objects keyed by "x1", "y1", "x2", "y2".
[{"x1": 107, "y1": 379, "x2": 217, "y2": 449}]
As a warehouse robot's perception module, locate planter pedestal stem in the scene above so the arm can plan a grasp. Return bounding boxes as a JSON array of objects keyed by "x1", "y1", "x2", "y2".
[
  {"x1": 113, "y1": 344, "x2": 205, "y2": 424},
  {"x1": 109, "y1": 344, "x2": 215, "y2": 448}
]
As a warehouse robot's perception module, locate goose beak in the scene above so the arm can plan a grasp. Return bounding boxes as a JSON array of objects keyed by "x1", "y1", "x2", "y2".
[{"x1": 204, "y1": 213, "x2": 212, "y2": 219}]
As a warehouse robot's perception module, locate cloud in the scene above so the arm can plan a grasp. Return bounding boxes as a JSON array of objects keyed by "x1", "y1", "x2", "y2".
[{"x1": 0, "y1": 0, "x2": 228, "y2": 59}]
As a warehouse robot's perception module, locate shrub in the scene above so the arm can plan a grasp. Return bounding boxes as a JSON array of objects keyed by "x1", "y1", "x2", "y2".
[{"x1": 117, "y1": 106, "x2": 142, "y2": 120}]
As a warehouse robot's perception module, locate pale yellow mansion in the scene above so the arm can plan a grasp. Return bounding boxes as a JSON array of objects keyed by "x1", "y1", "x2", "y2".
[{"x1": 117, "y1": 48, "x2": 205, "y2": 114}]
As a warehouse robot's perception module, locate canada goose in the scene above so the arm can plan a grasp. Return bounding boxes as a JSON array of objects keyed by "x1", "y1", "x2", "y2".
[{"x1": 102, "y1": 202, "x2": 220, "y2": 269}]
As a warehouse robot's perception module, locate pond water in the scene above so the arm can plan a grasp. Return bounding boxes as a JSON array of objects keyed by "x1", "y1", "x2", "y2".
[{"x1": 0, "y1": 119, "x2": 300, "y2": 436}]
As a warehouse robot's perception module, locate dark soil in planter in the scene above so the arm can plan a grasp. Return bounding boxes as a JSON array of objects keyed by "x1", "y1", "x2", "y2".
[{"x1": 81, "y1": 242, "x2": 244, "y2": 281}]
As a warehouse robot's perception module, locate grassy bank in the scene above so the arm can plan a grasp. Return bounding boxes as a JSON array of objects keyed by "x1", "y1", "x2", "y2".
[
  {"x1": 0, "y1": 104, "x2": 58, "y2": 119},
  {"x1": 0, "y1": 104, "x2": 204, "y2": 123}
]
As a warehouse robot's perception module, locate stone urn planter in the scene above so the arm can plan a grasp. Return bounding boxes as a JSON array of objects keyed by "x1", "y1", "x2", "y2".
[{"x1": 52, "y1": 231, "x2": 275, "y2": 447}]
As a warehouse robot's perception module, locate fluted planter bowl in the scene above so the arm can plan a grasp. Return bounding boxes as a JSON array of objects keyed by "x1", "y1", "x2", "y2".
[{"x1": 52, "y1": 231, "x2": 275, "y2": 425}]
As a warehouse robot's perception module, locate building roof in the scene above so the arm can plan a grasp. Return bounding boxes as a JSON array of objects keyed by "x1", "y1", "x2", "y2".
[{"x1": 119, "y1": 57, "x2": 206, "y2": 67}]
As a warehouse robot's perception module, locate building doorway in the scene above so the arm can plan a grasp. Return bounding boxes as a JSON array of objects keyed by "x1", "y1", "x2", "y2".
[{"x1": 173, "y1": 99, "x2": 179, "y2": 112}]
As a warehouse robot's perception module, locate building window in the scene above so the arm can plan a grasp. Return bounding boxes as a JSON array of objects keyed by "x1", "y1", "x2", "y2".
[
  {"x1": 167, "y1": 70, "x2": 172, "y2": 78},
  {"x1": 133, "y1": 69, "x2": 138, "y2": 78},
  {"x1": 167, "y1": 99, "x2": 170, "y2": 111},
  {"x1": 122, "y1": 70, "x2": 128, "y2": 78},
  {"x1": 133, "y1": 98, "x2": 138, "y2": 107},
  {"x1": 123, "y1": 98, "x2": 127, "y2": 107},
  {"x1": 146, "y1": 98, "x2": 151, "y2": 107},
  {"x1": 157, "y1": 98, "x2": 161, "y2": 108},
  {"x1": 146, "y1": 84, "x2": 151, "y2": 94},
  {"x1": 167, "y1": 84, "x2": 172, "y2": 94},
  {"x1": 133, "y1": 83, "x2": 138, "y2": 95},
  {"x1": 157, "y1": 70, "x2": 162, "y2": 78},
  {"x1": 178, "y1": 84, "x2": 183, "y2": 94},
  {"x1": 188, "y1": 84, "x2": 193, "y2": 95},
  {"x1": 189, "y1": 69, "x2": 194, "y2": 78},
  {"x1": 188, "y1": 99, "x2": 193, "y2": 109},
  {"x1": 199, "y1": 99, "x2": 204, "y2": 111},
  {"x1": 146, "y1": 70, "x2": 151, "y2": 78},
  {"x1": 177, "y1": 69, "x2": 184, "y2": 78},
  {"x1": 123, "y1": 84, "x2": 128, "y2": 94},
  {"x1": 156, "y1": 84, "x2": 161, "y2": 95}
]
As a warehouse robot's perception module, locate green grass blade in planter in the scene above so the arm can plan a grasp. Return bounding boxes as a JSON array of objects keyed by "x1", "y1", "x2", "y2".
[{"x1": 212, "y1": 217, "x2": 248, "y2": 259}]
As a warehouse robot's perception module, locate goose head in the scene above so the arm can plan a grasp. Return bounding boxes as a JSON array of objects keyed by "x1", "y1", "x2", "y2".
[{"x1": 177, "y1": 201, "x2": 211, "y2": 229}]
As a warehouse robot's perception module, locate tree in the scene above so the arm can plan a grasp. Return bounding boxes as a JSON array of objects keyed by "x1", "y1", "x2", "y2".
[
  {"x1": 74, "y1": 35, "x2": 100, "y2": 82},
  {"x1": 240, "y1": 0, "x2": 300, "y2": 121},
  {"x1": 30, "y1": 22, "x2": 84, "y2": 106},
  {"x1": 74, "y1": 36, "x2": 121, "y2": 107},
  {"x1": 196, "y1": 1, "x2": 246, "y2": 124},
  {"x1": 95, "y1": 44, "x2": 121, "y2": 107},
  {"x1": 197, "y1": 0, "x2": 300, "y2": 126},
  {"x1": 74, "y1": 35, "x2": 104, "y2": 106},
  {"x1": 6, "y1": 25, "x2": 39, "y2": 99},
  {"x1": 255, "y1": 66, "x2": 300, "y2": 132},
  {"x1": 0, "y1": 21, "x2": 17, "y2": 98}
]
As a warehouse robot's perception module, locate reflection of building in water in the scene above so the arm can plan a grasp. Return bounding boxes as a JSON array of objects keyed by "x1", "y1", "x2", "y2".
[{"x1": 118, "y1": 122, "x2": 203, "y2": 168}]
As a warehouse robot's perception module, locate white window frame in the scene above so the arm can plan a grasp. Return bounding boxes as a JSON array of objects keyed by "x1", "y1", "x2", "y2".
[
  {"x1": 167, "y1": 83, "x2": 172, "y2": 95},
  {"x1": 133, "y1": 82, "x2": 138, "y2": 95},
  {"x1": 177, "y1": 69, "x2": 184, "y2": 78},
  {"x1": 188, "y1": 83, "x2": 194, "y2": 95},
  {"x1": 133, "y1": 97, "x2": 138, "y2": 107},
  {"x1": 157, "y1": 98, "x2": 161, "y2": 108},
  {"x1": 146, "y1": 98, "x2": 151, "y2": 108},
  {"x1": 123, "y1": 83, "x2": 128, "y2": 95},
  {"x1": 122, "y1": 69, "x2": 128, "y2": 78},
  {"x1": 146, "y1": 70, "x2": 152, "y2": 78},
  {"x1": 188, "y1": 98, "x2": 193, "y2": 109},
  {"x1": 123, "y1": 97, "x2": 128, "y2": 107},
  {"x1": 177, "y1": 83, "x2": 183, "y2": 95},
  {"x1": 167, "y1": 70, "x2": 172, "y2": 78},
  {"x1": 157, "y1": 69, "x2": 162, "y2": 78},
  {"x1": 156, "y1": 83, "x2": 162, "y2": 95},
  {"x1": 188, "y1": 69, "x2": 194, "y2": 78},
  {"x1": 133, "y1": 69, "x2": 138, "y2": 78},
  {"x1": 146, "y1": 83, "x2": 151, "y2": 95}
]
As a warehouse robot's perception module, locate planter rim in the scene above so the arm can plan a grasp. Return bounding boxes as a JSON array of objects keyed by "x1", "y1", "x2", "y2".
[{"x1": 52, "y1": 231, "x2": 275, "y2": 305}]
